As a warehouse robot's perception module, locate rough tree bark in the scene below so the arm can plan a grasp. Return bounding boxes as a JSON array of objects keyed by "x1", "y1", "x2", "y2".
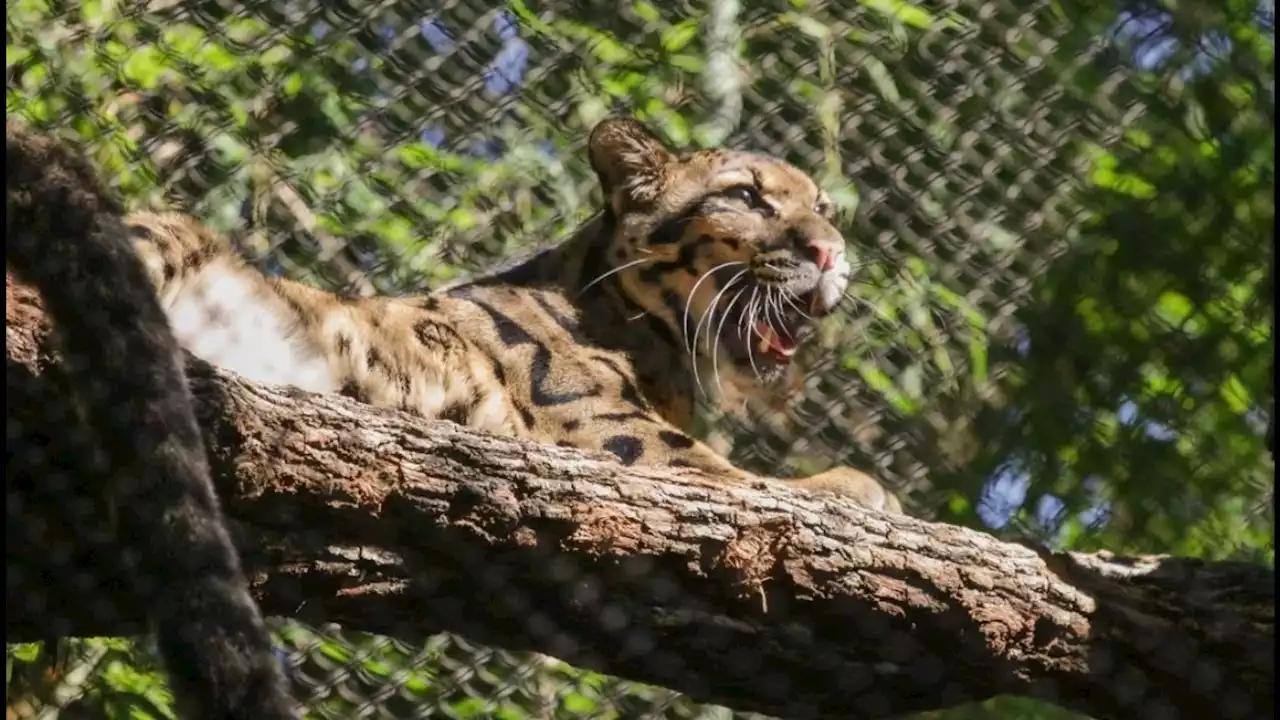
[{"x1": 6, "y1": 274, "x2": 1274, "y2": 720}]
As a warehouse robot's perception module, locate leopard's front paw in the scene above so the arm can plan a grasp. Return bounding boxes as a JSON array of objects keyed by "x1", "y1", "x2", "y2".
[{"x1": 789, "y1": 466, "x2": 904, "y2": 514}]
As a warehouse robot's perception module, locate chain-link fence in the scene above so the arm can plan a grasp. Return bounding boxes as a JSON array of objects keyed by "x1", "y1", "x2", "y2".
[{"x1": 6, "y1": 0, "x2": 1274, "y2": 718}]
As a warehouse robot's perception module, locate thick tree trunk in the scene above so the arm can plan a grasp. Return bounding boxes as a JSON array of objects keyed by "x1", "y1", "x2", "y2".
[{"x1": 6, "y1": 274, "x2": 1273, "y2": 720}]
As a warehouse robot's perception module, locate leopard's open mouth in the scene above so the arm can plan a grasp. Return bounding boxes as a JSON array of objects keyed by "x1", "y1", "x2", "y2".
[
  {"x1": 718, "y1": 288, "x2": 826, "y2": 373},
  {"x1": 698, "y1": 256, "x2": 844, "y2": 381}
]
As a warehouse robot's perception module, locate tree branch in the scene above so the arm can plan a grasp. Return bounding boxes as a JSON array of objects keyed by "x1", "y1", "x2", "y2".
[{"x1": 6, "y1": 274, "x2": 1273, "y2": 720}]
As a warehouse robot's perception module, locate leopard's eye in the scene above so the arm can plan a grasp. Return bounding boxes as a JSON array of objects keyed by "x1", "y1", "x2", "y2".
[{"x1": 721, "y1": 186, "x2": 768, "y2": 212}]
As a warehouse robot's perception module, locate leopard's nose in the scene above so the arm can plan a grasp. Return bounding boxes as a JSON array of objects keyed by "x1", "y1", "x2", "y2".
[
  {"x1": 800, "y1": 241, "x2": 836, "y2": 271},
  {"x1": 792, "y1": 230, "x2": 841, "y2": 272}
]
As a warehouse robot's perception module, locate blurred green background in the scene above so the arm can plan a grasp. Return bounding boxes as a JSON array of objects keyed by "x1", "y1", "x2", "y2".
[{"x1": 6, "y1": 0, "x2": 1273, "y2": 717}]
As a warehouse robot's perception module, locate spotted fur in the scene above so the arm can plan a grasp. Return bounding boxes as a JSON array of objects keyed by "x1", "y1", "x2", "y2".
[
  {"x1": 5, "y1": 123, "x2": 298, "y2": 720},
  {"x1": 129, "y1": 118, "x2": 902, "y2": 513}
]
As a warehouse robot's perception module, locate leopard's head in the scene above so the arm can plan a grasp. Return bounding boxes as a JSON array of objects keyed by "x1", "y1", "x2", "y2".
[{"x1": 587, "y1": 117, "x2": 853, "y2": 388}]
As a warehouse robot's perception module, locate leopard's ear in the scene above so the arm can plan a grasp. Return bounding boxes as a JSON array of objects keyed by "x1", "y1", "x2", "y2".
[{"x1": 588, "y1": 117, "x2": 675, "y2": 210}]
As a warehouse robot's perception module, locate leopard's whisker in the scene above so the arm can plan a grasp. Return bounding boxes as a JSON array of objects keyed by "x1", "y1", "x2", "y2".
[
  {"x1": 576, "y1": 257, "x2": 653, "y2": 298},
  {"x1": 843, "y1": 289, "x2": 896, "y2": 325},
  {"x1": 782, "y1": 290, "x2": 815, "y2": 323},
  {"x1": 694, "y1": 269, "x2": 747, "y2": 356},
  {"x1": 743, "y1": 287, "x2": 764, "y2": 382},
  {"x1": 764, "y1": 286, "x2": 792, "y2": 342},
  {"x1": 737, "y1": 284, "x2": 758, "y2": 341},
  {"x1": 682, "y1": 261, "x2": 746, "y2": 354},
  {"x1": 711, "y1": 287, "x2": 747, "y2": 397},
  {"x1": 692, "y1": 271, "x2": 747, "y2": 397}
]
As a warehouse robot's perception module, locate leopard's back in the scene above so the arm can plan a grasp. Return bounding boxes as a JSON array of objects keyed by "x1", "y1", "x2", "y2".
[
  {"x1": 130, "y1": 218, "x2": 698, "y2": 465},
  {"x1": 129, "y1": 217, "x2": 529, "y2": 437}
]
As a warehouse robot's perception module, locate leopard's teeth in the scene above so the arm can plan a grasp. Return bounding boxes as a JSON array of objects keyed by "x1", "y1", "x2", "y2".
[
  {"x1": 755, "y1": 322, "x2": 775, "y2": 353},
  {"x1": 755, "y1": 322, "x2": 801, "y2": 359}
]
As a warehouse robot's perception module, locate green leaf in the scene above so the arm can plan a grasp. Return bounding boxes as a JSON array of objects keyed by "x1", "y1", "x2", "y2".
[
  {"x1": 662, "y1": 20, "x2": 699, "y2": 53},
  {"x1": 1155, "y1": 291, "x2": 1193, "y2": 327},
  {"x1": 121, "y1": 46, "x2": 169, "y2": 89},
  {"x1": 858, "y1": 0, "x2": 937, "y2": 30},
  {"x1": 1092, "y1": 167, "x2": 1157, "y2": 198},
  {"x1": 631, "y1": 0, "x2": 661, "y2": 24},
  {"x1": 8, "y1": 642, "x2": 42, "y2": 662},
  {"x1": 782, "y1": 13, "x2": 831, "y2": 40},
  {"x1": 1219, "y1": 375, "x2": 1253, "y2": 415},
  {"x1": 281, "y1": 72, "x2": 303, "y2": 97},
  {"x1": 860, "y1": 55, "x2": 901, "y2": 104}
]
